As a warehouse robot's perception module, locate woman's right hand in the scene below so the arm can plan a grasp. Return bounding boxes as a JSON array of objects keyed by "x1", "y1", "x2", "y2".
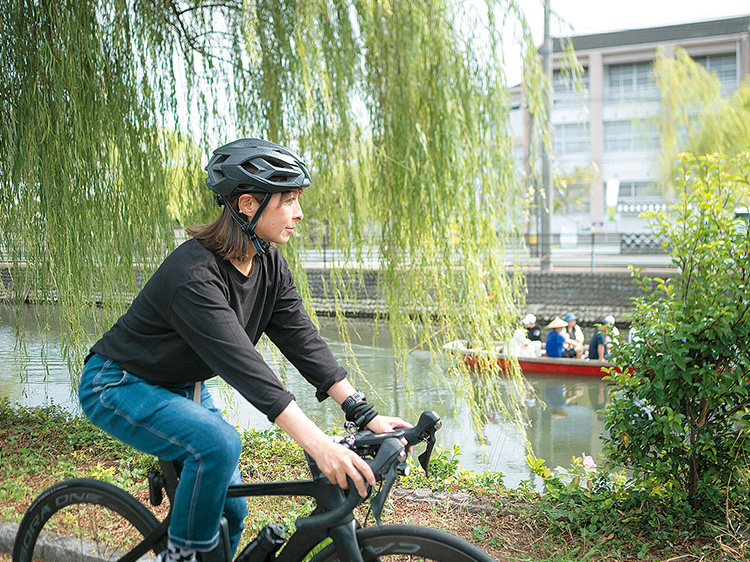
[
  {"x1": 274, "y1": 400, "x2": 374, "y2": 497},
  {"x1": 307, "y1": 438, "x2": 375, "y2": 497}
]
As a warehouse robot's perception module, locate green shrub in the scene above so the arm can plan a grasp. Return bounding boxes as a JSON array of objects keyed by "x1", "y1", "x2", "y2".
[
  {"x1": 604, "y1": 152, "x2": 750, "y2": 527},
  {"x1": 528, "y1": 453, "x2": 701, "y2": 547}
]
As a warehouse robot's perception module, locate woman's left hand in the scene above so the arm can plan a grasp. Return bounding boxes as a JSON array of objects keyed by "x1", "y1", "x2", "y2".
[{"x1": 365, "y1": 414, "x2": 412, "y2": 434}]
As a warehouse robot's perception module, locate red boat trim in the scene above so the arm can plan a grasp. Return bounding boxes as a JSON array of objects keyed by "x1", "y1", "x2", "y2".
[{"x1": 444, "y1": 340, "x2": 615, "y2": 378}]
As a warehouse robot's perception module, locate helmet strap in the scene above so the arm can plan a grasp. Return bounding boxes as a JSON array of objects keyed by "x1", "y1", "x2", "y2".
[{"x1": 218, "y1": 193, "x2": 273, "y2": 256}]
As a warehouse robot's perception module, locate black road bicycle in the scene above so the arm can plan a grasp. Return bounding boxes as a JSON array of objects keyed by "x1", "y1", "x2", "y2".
[{"x1": 12, "y1": 411, "x2": 496, "y2": 562}]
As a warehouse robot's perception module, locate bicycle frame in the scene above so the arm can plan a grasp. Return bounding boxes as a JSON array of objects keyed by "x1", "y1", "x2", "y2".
[
  {"x1": 13, "y1": 412, "x2": 446, "y2": 562},
  {"x1": 230, "y1": 479, "x2": 364, "y2": 562},
  {"x1": 129, "y1": 463, "x2": 377, "y2": 562},
  {"x1": 126, "y1": 412, "x2": 442, "y2": 562}
]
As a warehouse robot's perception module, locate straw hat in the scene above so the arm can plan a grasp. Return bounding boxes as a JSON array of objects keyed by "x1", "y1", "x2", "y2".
[{"x1": 546, "y1": 317, "x2": 568, "y2": 329}]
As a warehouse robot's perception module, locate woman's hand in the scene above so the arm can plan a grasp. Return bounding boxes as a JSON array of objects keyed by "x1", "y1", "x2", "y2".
[
  {"x1": 366, "y1": 414, "x2": 413, "y2": 451},
  {"x1": 365, "y1": 414, "x2": 412, "y2": 434},
  {"x1": 311, "y1": 415, "x2": 413, "y2": 493},
  {"x1": 275, "y1": 400, "x2": 375, "y2": 497},
  {"x1": 307, "y1": 439, "x2": 375, "y2": 498}
]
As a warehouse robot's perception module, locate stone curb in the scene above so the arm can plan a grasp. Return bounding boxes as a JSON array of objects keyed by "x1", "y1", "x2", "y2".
[
  {"x1": 0, "y1": 521, "x2": 157, "y2": 562},
  {"x1": 0, "y1": 522, "x2": 16, "y2": 556},
  {"x1": 391, "y1": 487, "x2": 504, "y2": 515}
]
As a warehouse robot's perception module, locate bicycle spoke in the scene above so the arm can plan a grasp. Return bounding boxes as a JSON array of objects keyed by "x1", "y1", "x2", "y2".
[
  {"x1": 13, "y1": 479, "x2": 163, "y2": 562},
  {"x1": 23, "y1": 503, "x2": 155, "y2": 562}
]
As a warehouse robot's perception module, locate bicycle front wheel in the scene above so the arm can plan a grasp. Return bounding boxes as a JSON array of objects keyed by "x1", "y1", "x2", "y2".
[
  {"x1": 308, "y1": 524, "x2": 496, "y2": 562},
  {"x1": 13, "y1": 478, "x2": 165, "y2": 562}
]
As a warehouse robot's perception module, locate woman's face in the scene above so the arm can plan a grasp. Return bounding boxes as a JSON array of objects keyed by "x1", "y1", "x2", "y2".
[{"x1": 239, "y1": 191, "x2": 304, "y2": 246}]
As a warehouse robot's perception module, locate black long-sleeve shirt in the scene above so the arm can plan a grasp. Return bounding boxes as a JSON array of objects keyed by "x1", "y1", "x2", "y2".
[{"x1": 90, "y1": 238, "x2": 346, "y2": 422}]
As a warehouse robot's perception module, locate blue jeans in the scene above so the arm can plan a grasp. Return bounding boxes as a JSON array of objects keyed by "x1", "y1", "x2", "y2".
[{"x1": 79, "y1": 353, "x2": 248, "y2": 554}]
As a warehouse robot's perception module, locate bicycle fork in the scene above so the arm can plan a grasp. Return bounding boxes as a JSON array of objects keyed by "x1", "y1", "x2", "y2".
[{"x1": 329, "y1": 520, "x2": 365, "y2": 562}]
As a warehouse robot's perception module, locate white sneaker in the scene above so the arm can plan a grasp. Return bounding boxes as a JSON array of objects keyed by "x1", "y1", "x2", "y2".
[{"x1": 154, "y1": 547, "x2": 197, "y2": 562}]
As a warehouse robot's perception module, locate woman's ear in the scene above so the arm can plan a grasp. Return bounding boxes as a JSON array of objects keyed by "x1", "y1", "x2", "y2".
[{"x1": 237, "y1": 194, "x2": 257, "y2": 218}]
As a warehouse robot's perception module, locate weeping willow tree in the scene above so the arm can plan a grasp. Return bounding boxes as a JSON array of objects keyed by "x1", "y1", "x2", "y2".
[
  {"x1": 1, "y1": 0, "x2": 547, "y2": 431},
  {"x1": 685, "y1": 81, "x2": 750, "y2": 160},
  {"x1": 655, "y1": 46, "x2": 750, "y2": 195}
]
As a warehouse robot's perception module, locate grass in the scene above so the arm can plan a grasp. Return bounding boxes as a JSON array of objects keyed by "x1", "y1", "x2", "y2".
[{"x1": 0, "y1": 398, "x2": 746, "y2": 561}]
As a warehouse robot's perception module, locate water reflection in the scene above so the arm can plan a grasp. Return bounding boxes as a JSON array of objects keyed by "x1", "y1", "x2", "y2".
[
  {"x1": 0, "y1": 305, "x2": 613, "y2": 488},
  {"x1": 0, "y1": 306, "x2": 73, "y2": 410},
  {"x1": 526, "y1": 377, "x2": 610, "y2": 475}
]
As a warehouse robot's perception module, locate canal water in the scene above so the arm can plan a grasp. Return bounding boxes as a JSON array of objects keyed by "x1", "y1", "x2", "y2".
[{"x1": 0, "y1": 305, "x2": 612, "y2": 489}]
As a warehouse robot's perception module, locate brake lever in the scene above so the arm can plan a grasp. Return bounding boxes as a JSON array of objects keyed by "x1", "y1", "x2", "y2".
[
  {"x1": 346, "y1": 411, "x2": 441, "y2": 479},
  {"x1": 370, "y1": 459, "x2": 399, "y2": 525},
  {"x1": 417, "y1": 427, "x2": 437, "y2": 477}
]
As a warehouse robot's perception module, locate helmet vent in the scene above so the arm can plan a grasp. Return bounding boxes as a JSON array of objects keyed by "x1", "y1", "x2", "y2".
[
  {"x1": 241, "y1": 162, "x2": 259, "y2": 175},
  {"x1": 212, "y1": 155, "x2": 229, "y2": 179}
]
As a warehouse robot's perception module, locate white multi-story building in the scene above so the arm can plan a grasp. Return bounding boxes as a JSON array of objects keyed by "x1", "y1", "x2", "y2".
[{"x1": 511, "y1": 15, "x2": 750, "y2": 238}]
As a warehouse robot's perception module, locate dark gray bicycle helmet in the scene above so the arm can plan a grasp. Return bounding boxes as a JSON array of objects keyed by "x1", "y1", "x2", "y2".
[
  {"x1": 204, "y1": 138, "x2": 311, "y2": 255},
  {"x1": 205, "y1": 138, "x2": 311, "y2": 198}
]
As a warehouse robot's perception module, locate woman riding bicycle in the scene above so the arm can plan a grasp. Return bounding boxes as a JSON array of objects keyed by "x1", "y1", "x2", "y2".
[{"x1": 79, "y1": 138, "x2": 410, "y2": 562}]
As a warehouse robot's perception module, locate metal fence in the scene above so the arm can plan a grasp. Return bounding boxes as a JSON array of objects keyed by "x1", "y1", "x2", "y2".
[
  {"x1": 296, "y1": 232, "x2": 674, "y2": 273},
  {"x1": 520, "y1": 231, "x2": 672, "y2": 272}
]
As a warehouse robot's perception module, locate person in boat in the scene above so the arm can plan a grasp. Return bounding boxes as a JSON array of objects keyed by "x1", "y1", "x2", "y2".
[
  {"x1": 510, "y1": 323, "x2": 543, "y2": 358},
  {"x1": 564, "y1": 313, "x2": 585, "y2": 345},
  {"x1": 522, "y1": 313, "x2": 542, "y2": 342},
  {"x1": 562, "y1": 312, "x2": 585, "y2": 359},
  {"x1": 78, "y1": 138, "x2": 410, "y2": 562},
  {"x1": 545, "y1": 317, "x2": 578, "y2": 358},
  {"x1": 589, "y1": 319, "x2": 611, "y2": 361},
  {"x1": 604, "y1": 314, "x2": 620, "y2": 340}
]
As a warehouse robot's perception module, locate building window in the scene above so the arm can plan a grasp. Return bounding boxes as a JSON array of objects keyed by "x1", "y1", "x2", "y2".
[
  {"x1": 604, "y1": 61, "x2": 659, "y2": 102},
  {"x1": 615, "y1": 181, "x2": 665, "y2": 213},
  {"x1": 692, "y1": 53, "x2": 737, "y2": 95},
  {"x1": 554, "y1": 123, "x2": 589, "y2": 155},
  {"x1": 617, "y1": 181, "x2": 660, "y2": 204},
  {"x1": 604, "y1": 119, "x2": 659, "y2": 151},
  {"x1": 553, "y1": 68, "x2": 589, "y2": 106}
]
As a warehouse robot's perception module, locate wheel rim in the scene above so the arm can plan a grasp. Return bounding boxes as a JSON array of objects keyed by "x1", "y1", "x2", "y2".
[
  {"x1": 14, "y1": 481, "x2": 162, "y2": 562},
  {"x1": 310, "y1": 525, "x2": 495, "y2": 562},
  {"x1": 20, "y1": 504, "x2": 157, "y2": 562}
]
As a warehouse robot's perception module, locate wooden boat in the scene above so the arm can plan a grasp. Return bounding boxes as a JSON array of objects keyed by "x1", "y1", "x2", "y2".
[{"x1": 443, "y1": 340, "x2": 614, "y2": 377}]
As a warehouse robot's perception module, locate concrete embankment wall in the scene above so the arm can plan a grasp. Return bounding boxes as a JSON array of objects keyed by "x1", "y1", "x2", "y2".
[
  {"x1": 304, "y1": 268, "x2": 642, "y2": 328},
  {"x1": 2, "y1": 265, "x2": 643, "y2": 328},
  {"x1": 522, "y1": 271, "x2": 641, "y2": 327}
]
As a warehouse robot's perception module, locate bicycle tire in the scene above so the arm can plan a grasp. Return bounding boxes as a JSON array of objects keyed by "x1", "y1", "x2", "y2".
[
  {"x1": 308, "y1": 524, "x2": 496, "y2": 562},
  {"x1": 12, "y1": 478, "x2": 166, "y2": 562}
]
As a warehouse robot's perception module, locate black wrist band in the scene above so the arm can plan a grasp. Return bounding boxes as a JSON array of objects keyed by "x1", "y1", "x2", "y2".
[
  {"x1": 354, "y1": 408, "x2": 378, "y2": 430},
  {"x1": 342, "y1": 391, "x2": 379, "y2": 431},
  {"x1": 345, "y1": 401, "x2": 378, "y2": 430},
  {"x1": 341, "y1": 391, "x2": 366, "y2": 414}
]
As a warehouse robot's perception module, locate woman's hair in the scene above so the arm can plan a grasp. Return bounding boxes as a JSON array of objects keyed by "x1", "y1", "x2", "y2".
[{"x1": 187, "y1": 193, "x2": 266, "y2": 262}]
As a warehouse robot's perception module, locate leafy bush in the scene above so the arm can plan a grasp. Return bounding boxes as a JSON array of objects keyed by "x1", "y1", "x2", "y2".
[
  {"x1": 604, "y1": 152, "x2": 750, "y2": 526},
  {"x1": 528, "y1": 453, "x2": 702, "y2": 546},
  {"x1": 386, "y1": 443, "x2": 512, "y2": 500}
]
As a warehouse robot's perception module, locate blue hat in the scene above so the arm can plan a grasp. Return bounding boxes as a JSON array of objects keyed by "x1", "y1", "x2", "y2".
[{"x1": 564, "y1": 313, "x2": 578, "y2": 322}]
